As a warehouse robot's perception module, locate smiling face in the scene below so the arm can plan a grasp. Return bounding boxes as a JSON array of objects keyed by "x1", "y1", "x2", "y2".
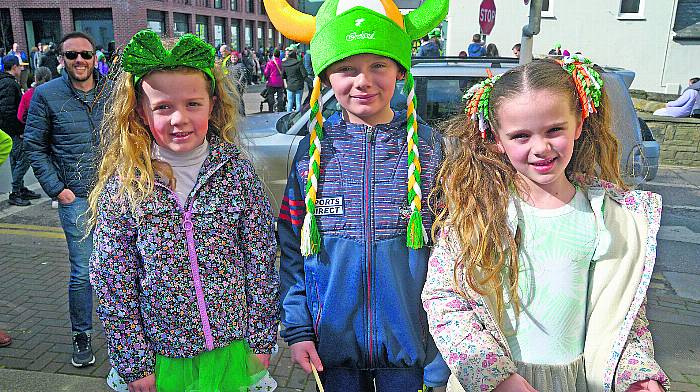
[
  {"x1": 61, "y1": 37, "x2": 96, "y2": 84},
  {"x1": 137, "y1": 69, "x2": 215, "y2": 154},
  {"x1": 326, "y1": 53, "x2": 404, "y2": 126},
  {"x1": 493, "y1": 88, "x2": 583, "y2": 199}
]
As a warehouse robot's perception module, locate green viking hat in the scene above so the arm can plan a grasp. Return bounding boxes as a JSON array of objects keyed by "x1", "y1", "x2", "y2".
[
  {"x1": 263, "y1": 0, "x2": 449, "y2": 255},
  {"x1": 263, "y1": 0, "x2": 449, "y2": 75}
]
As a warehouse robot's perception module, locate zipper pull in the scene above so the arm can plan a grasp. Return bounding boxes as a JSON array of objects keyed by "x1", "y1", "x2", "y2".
[
  {"x1": 366, "y1": 126, "x2": 376, "y2": 144},
  {"x1": 183, "y1": 211, "x2": 194, "y2": 231}
]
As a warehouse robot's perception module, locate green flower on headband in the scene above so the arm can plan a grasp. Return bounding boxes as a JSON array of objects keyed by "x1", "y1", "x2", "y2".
[{"x1": 121, "y1": 30, "x2": 216, "y2": 88}]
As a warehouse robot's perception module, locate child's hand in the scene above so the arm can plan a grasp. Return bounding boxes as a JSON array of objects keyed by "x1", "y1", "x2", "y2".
[
  {"x1": 255, "y1": 353, "x2": 271, "y2": 369},
  {"x1": 627, "y1": 380, "x2": 665, "y2": 392},
  {"x1": 289, "y1": 340, "x2": 324, "y2": 374},
  {"x1": 494, "y1": 373, "x2": 538, "y2": 392},
  {"x1": 128, "y1": 374, "x2": 156, "y2": 392}
]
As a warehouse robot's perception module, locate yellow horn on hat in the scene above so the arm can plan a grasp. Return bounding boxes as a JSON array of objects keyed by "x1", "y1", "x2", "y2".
[
  {"x1": 404, "y1": 0, "x2": 449, "y2": 40},
  {"x1": 263, "y1": 0, "x2": 316, "y2": 44}
]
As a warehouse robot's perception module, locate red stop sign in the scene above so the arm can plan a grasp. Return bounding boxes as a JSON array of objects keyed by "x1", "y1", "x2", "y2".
[{"x1": 479, "y1": 0, "x2": 497, "y2": 35}]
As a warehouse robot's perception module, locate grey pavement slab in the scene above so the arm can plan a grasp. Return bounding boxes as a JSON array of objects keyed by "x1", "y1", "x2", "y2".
[
  {"x1": 0, "y1": 368, "x2": 112, "y2": 391},
  {"x1": 664, "y1": 271, "x2": 700, "y2": 302}
]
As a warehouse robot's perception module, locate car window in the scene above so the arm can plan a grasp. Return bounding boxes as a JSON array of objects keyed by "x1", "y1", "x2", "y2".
[{"x1": 413, "y1": 76, "x2": 484, "y2": 125}]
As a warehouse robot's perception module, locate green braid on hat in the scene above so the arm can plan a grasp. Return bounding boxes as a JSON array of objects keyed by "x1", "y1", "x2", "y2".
[{"x1": 264, "y1": 0, "x2": 449, "y2": 255}]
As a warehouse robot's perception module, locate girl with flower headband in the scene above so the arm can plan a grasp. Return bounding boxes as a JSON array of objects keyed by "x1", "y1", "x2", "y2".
[
  {"x1": 88, "y1": 30, "x2": 279, "y2": 392},
  {"x1": 266, "y1": 0, "x2": 450, "y2": 390},
  {"x1": 422, "y1": 57, "x2": 669, "y2": 392}
]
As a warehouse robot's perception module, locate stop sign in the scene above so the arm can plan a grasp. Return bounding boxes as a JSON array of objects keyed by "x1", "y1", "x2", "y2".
[{"x1": 479, "y1": 0, "x2": 496, "y2": 35}]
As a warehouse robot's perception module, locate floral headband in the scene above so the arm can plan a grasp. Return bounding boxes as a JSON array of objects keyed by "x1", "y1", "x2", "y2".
[
  {"x1": 463, "y1": 55, "x2": 604, "y2": 139},
  {"x1": 121, "y1": 30, "x2": 216, "y2": 89}
]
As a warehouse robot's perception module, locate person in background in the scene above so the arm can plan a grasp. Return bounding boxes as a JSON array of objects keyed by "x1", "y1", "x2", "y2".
[
  {"x1": 467, "y1": 33, "x2": 486, "y2": 57},
  {"x1": 548, "y1": 42, "x2": 563, "y2": 56},
  {"x1": 302, "y1": 49, "x2": 314, "y2": 106},
  {"x1": 17, "y1": 67, "x2": 52, "y2": 124},
  {"x1": 9, "y1": 43, "x2": 29, "y2": 90},
  {"x1": 263, "y1": 49, "x2": 286, "y2": 112},
  {"x1": 38, "y1": 43, "x2": 60, "y2": 79},
  {"x1": 512, "y1": 43, "x2": 521, "y2": 58},
  {"x1": 653, "y1": 77, "x2": 700, "y2": 118},
  {"x1": 688, "y1": 77, "x2": 700, "y2": 117},
  {"x1": 486, "y1": 43, "x2": 499, "y2": 57},
  {"x1": 281, "y1": 48, "x2": 306, "y2": 112},
  {"x1": 417, "y1": 35, "x2": 440, "y2": 57},
  {"x1": 1, "y1": 54, "x2": 40, "y2": 206}
]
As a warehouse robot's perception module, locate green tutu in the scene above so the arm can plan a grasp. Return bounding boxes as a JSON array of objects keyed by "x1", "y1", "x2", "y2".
[{"x1": 155, "y1": 340, "x2": 265, "y2": 392}]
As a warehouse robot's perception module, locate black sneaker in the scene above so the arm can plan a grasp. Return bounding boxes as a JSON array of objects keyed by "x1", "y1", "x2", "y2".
[
  {"x1": 71, "y1": 332, "x2": 95, "y2": 367},
  {"x1": 19, "y1": 187, "x2": 41, "y2": 200},
  {"x1": 8, "y1": 193, "x2": 31, "y2": 206}
]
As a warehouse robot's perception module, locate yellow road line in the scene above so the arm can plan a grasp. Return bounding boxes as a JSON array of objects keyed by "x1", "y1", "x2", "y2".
[
  {"x1": 0, "y1": 223, "x2": 65, "y2": 233},
  {"x1": 0, "y1": 228, "x2": 66, "y2": 239}
]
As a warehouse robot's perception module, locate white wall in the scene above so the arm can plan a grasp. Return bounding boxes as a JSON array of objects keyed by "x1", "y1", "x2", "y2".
[{"x1": 446, "y1": 1, "x2": 700, "y2": 93}]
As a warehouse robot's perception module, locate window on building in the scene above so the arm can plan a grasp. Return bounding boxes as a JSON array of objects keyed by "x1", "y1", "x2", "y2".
[
  {"x1": 214, "y1": 0, "x2": 222, "y2": 9},
  {"x1": 214, "y1": 17, "x2": 225, "y2": 46},
  {"x1": 619, "y1": 0, "x2": 644, "y2": 19},
  {"x1": 245, "y1": 21, "x2": 252, "y2": 48},
  {"x1": 196, "y1": 15, "x2": 209, "y2": 42},
  {"x1": 22, "y1": 9, "x2": 62, "y2": 49},
  {"x1": 541, "y1": 0, "x2": 554, "y2": 18},
  {"x1": 174, "y1": 12, "x2": 190, "y2": 37},
  {"x1": 147, "y1": 10, "x2": 166, "y2": 36},
  {"x1": 268, "y1": 26, "x2": 274, "y2": 49},
  {"x1": 260, "y1": 1, "x2": 266, "y2": 15},
  {"x1": 247, "y1": 0, "x2": 255, "y2": 13},
  {"x1": 231, "y1": 0, "x2": 239, "y2": 11},
  {"x1": 231, "y1": 19, "x2": 240, "y2": 50},
  {"x1": 73, "y1": 9, "x2": 114, "y2": 49},
  {"x1": 257, "y1": 25, "x2": 264, "y2": 50}
]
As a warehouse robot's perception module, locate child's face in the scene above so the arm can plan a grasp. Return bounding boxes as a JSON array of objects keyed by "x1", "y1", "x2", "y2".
[
  {"x1": 137, "y1": 70, "x2": 214, "y2": 154},
  {"x1": 326, "y1": 53, "x2": 404, "y2": 126},
  {"x1": 493, "y1": 89, "x2": 583, "y2": 196}
]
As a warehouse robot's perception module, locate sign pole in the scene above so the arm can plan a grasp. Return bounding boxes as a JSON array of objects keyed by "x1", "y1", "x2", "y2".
[{"x1": 520, "y1": 0, "x2": 542, "y2": 65}]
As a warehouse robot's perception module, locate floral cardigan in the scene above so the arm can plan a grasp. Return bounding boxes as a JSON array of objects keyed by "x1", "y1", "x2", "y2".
[
  {"x1": 422, "y1": 177, "x2": 670, "y2": 392},
  {"x1": 90, "y1": 136, "x2": 279, "y2": 383}
]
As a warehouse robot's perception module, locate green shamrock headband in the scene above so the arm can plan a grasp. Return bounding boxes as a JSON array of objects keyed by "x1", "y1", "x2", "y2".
[{"x1": 121, "y1": 30, "x2": 216, "y2": 89}]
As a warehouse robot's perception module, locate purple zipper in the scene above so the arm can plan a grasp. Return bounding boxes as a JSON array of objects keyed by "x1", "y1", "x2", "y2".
[{"x1": 160, "y1": 184, "x2": 215, "y2": 351}]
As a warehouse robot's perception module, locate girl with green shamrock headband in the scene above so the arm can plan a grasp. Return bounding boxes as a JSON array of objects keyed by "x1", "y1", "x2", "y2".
[
  {"x1": 266, "y1": 0, "x2": 450, "y2": 390},
  {"x1": 88, "y1": 31, "x2": 279, "y2": 392}
]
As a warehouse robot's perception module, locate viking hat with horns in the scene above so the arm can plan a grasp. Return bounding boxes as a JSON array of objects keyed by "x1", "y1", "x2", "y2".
[{"x1": 264, "y1": 0, "x2": 449, "y2": 256}]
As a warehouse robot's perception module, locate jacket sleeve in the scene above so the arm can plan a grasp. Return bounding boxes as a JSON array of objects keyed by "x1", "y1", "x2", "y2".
[
  {"x1": 263, "y1": 61, "x2": 271, "y2": 79},
  {"x1": 0, "y1": 129, "x2": 12, "y2": 165},
  {"x1": 238, "y1": 159, "x2": 280, "y2": 354},
  {"x1": 278, "y1": 143, "x2": 316, "y2": 346},
  {"x1": 614, "y1": 299, "x2": 671, "y2": 391},
  {"x1": 17, "y1": 90, "x2": 32, "y2": 124},
  {"x1": 90, "y1": 180, "x2": 155, "y2": 384},
  {"x1": 300, "y1": 63, "x2": 307, "y2": 80},
  {"x1": 23, "y1": 89, "x2": 65, "y2": 197},
  {"x1": 422, "y1": 230, "x2": 517, "y2": 392},
  {"x1": 666, "y1": 89, "x2": 694, "y2": 108}
]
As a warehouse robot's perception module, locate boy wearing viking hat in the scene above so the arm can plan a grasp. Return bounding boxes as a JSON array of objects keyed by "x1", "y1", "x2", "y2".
[{"x1": 267, "y1": 0, "x2": 450, "y2": 390}]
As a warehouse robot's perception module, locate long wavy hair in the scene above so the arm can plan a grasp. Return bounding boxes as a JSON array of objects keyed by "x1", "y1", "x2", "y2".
[
  {"x1": 432, "y1": 58, "x2": 625, "y2": 323},
  {"x1": 88, "y1": 54, "x2": 241, "y2": 227}
]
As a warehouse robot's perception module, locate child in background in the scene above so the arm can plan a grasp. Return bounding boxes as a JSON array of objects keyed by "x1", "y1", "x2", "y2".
[
  {"x1": 89, "y1": 30, "x2": 278, "y2": 392},
  {"x1": 422, "y1": 56, "x2": 668, "y2": 392},
  {"x1": 266, "y1": 0, "x2": 451, "y2": 390},
  {"x1": 17, "y1": 67, "x2": 52, "y2": 124}
]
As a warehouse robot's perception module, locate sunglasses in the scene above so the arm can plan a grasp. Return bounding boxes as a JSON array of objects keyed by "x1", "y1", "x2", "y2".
[{"x1": 62, "y1": 51, "x2": 94, "y2": 60}]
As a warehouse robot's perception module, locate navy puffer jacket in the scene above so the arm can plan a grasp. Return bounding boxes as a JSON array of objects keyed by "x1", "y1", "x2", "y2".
[
  {"x1": 0, "y1": 72, "x2": 24, "y2": 136},
  {"x1": 24, "y1": 70, "x2": 109, "y2": 198}
]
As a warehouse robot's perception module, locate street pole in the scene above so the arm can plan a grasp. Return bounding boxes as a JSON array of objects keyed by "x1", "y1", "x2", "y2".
[{"x1": 520, "y1": 0, "x2": 542, "y2": 65}]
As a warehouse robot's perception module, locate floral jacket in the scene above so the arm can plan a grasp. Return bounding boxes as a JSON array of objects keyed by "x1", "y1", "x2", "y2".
[
  {"x1": 422, "y1": 177, "x2": 670, "y2": 392},
  {"x1": 90, "y1": 136, "x2": 279, "y2": 383}
]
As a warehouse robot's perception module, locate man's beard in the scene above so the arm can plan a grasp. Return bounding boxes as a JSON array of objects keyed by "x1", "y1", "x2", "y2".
[{"x1": 66, "y1": 64, "x2": 93, "y2": 82}]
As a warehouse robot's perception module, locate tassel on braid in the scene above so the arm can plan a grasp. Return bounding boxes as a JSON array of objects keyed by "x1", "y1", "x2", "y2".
[
  {"x1": 403, "y1": 72, "x2": 427, "y2": 249},
  {"x1": 301, "y1": 76, "x2": 324, "y2": 256}
]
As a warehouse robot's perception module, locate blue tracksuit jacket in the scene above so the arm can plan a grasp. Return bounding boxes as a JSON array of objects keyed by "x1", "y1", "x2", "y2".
[{"x1": 278, "y1": 110, "x2": 449, "y2": 386}]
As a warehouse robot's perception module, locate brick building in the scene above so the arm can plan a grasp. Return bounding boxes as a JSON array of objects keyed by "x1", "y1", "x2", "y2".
[{"x1": 0, "y1": 0, "x2": 297, "y2": 55}]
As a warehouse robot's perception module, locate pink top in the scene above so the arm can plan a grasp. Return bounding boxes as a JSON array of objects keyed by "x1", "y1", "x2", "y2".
[
  {"x1": 17, "y1": 87, "x2": 35, "y2": 124},
  {"x1": 264, "y1": 58, "x2": 284, "y2": 88}
]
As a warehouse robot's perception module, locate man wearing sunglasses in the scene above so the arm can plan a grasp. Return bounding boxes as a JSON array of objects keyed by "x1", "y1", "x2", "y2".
[{"x1": 24, "y1": 31, "x2": 111, "y2": 370}]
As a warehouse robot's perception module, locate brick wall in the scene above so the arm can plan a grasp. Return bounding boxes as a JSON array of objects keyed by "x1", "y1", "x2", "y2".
[
  {"x1": 640, "y1": 113, "x2": 700, "y2": 167},
  {"x1": 1, "y1": 0, "x2": 295, "y2": 51}
]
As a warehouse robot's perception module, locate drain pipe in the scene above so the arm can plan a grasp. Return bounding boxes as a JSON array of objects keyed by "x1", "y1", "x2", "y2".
[{"x1": 520, "y1": 0, "x2": 543, "y2": 65}]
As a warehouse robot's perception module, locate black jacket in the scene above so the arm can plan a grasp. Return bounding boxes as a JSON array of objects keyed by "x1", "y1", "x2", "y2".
[
  {"x1": 24, "y1": 70, "x2": 109, "y2": 198},
  {"x1": 282, "y1": 58, "x2": 307, "y2": 92},
  {"x1": 0, "y1": 72, "x2": 24, "y2": 136}
]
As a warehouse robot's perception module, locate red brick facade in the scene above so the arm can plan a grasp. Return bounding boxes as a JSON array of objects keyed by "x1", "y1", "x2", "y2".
[{"x1": 1, "y1": 0, "x2": 296, "y2": 52}]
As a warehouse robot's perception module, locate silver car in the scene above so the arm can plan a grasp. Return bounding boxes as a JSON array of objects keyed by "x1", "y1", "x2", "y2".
[{"x1": 240, "y1": 57, "x2": 659, "y2": 215}]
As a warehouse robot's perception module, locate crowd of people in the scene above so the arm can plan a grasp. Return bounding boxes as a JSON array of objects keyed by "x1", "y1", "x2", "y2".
[{"x1": 0, "y1": 1, "x2": 673, "y2": 391}]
